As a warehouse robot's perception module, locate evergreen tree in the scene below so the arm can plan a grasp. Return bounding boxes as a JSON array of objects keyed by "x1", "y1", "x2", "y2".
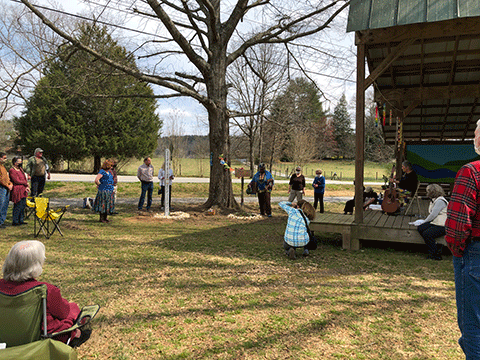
[
  {"x1": 269, "y1": 77, "x2": 328, "y2": 164},
  {"x1": 332, "y1": 93, "x2": 353, "y2": 158},
  {"x1": 14, "y1": 23, "x2": 161, "y2": 171}
]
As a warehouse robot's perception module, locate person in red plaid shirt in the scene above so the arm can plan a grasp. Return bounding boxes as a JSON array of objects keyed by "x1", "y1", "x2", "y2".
[{"x1": 445, "y1": 119, "x2": 480, "y2": 359}]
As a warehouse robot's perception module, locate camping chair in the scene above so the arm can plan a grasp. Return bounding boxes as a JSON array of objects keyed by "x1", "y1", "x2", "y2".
[
  {"x1": 0, "y1": 284, "x2": 99, "y2": 359},
  {"x1": 34, "y1": 197, "x2": 69, "y2": 239},
  {"x1": 0, "y1": 285, "x2": 76, "y2": 359},
  {"x1": 25, "y1": 196, "x2": 37, "y2": 220},
  {"x1": 404, "y1": 182, "x2": 422, "y2": 216}
]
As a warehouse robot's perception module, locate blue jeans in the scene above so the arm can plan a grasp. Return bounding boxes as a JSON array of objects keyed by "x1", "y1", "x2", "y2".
[
  {"x1": 417, "y1": 222, "x2": 445, "y2": 259},
  {"x1": 12, "y1": 198, "x2": 26, "y2": 225},
  {"x1": 0, "y1": 187, "x2": 9, "y2": 225},
  {"x1": 138, "y1": 181, "x2": 153, "y2": 210},
  {"x1": 453, "y1": 241, "x2": 480, "y2": 359}
]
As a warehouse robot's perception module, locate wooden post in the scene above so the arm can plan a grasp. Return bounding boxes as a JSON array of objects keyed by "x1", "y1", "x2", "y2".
[
  {"x1": 354, "y1": 40, "x2": 366, "y2": 225},
  {"x1": 241, "y1": 176, "x2": 244, "y2": 208},
  {"x1": 235, "y1": 168, "x2": 251, "y2": 208}
]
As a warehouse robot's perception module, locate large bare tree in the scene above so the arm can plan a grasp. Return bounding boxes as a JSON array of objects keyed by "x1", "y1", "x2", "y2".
[
  {"x1": 13, "y1": 0, "x2": 350, "y2": 208},
  {"x1": 227, "y1": 42, "x2": 288, "y2": 176}
]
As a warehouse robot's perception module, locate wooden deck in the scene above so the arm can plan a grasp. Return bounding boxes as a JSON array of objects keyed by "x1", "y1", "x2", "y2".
[{"x1": 310, "y1": 199, "x2": 446, "y2": 250}]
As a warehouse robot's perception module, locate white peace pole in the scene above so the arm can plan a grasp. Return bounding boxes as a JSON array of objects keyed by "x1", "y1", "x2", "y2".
[{"x1": 164, "y1": 149, "x2": 171, "y2": 216}]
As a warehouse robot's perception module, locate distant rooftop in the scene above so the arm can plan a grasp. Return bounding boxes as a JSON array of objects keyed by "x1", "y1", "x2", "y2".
[{"x1": 347, "y1": 0, "x2": 480, "y2": 32}]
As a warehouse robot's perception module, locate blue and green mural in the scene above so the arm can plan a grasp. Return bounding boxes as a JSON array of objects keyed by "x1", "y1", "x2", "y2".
[{"x1": 407, "y1": 144, "x2": 480, "y2": 183}]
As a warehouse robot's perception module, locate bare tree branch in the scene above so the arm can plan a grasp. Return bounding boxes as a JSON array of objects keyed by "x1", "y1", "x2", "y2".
[
  {"x1": 227, "y1": 1, "x2": 349, "y2": 65},
  {"x1": 18, "y1": 0, "x2": 212, "y2": 106}
]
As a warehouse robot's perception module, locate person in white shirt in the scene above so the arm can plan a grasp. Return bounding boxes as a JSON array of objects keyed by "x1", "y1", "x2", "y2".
[
  {"x1": 137, "y1": 157, "x2": 154, "y2": 211},
  {"x1": 415, "y1": 184, "x2": 448, "y2": 260},
  {"x1": 158, "y1": 162, "x2": 174, "y2": 210}
]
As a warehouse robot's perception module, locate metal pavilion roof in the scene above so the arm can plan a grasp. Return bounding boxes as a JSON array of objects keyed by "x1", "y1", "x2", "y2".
[
  {"x1": 347, "y1": 0, "x2": 480, "y2": 33},
  {"x1": 347, "y1": 0, "x2": 480, "y2": 144}
]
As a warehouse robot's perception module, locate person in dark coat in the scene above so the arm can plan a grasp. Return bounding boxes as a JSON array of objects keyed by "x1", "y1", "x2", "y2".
[{"x1": 8, "y1": 156, "x2": 29, "y2": 226}]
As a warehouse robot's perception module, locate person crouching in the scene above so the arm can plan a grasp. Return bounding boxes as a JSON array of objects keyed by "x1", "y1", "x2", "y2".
[{"x1": 279, "y1": 200, "x2": 316, "y2": 259}]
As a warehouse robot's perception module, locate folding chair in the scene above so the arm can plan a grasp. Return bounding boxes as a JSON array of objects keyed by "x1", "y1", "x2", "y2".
[
  {"x1": 24, "y1": 196, "x2": 37, "y2": 220},
  {"x1": 0, "y1": 284, "x2": 76, "y2": 359},
  {"x1": 404, "y1": 182, "x2": 422, "y2": 216},
  {"x1": 34, "y1": 198, "x2": 69, "y2": 239}
]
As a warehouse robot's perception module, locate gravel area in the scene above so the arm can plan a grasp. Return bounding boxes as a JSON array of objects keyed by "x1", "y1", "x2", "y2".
[{"x1": 50, "y1": 196, "x2": 351, "y2": 208}]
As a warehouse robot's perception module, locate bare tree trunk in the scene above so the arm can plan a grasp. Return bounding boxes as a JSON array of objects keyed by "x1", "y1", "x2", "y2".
[
  {"x1": 269, "y1": 132, "x2": 277, "y2": 171},
  {"x1": 258, "y1": 115, "x2": 264, "y2": 164},
  {"x1": 249, "y1": 133, "x2": 255, "y2": 178},
  {"x1": 204, "y1": 47, "x2": 237, "y2": 209},
  {"x1": 94, "y1": 155, "x2": 101, "y2": 174}
]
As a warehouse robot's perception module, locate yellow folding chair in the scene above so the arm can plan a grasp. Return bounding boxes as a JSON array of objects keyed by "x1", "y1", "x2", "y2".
[
  {"x1": 25, "y1": 196, "x2": 36, "y2": 220},
  {"x1": 34, "y1": 198, "x2": 69, "y2": 239}
]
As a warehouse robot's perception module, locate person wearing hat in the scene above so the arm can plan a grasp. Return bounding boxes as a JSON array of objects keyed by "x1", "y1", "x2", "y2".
[
  {"x1": 312, "y1": 169, "x2": 325, "y2": 213},
  {"x1": 248, "y1": 163, "x2": 274, "y2": 217},
  {"x1": 25, "y1": 148, "x2": 51, "y2": 197},
  {"x1": 288, "y1": 166, "x2": 306, "y2": 203}
]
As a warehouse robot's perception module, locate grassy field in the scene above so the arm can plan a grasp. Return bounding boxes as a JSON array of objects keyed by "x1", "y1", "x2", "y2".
[
  {"x1": 64, "y1": 158, "x2": 392, "y2": 182},
  {"x1": 0, "y1": 185, "x2": 462, "y2": 359}
]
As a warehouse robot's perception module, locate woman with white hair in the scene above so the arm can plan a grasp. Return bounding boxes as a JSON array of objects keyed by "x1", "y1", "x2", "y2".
[
  {"x1": 0, "y1": 240, "x2": 89, "y2": 347},
  {"x1": 416, "y1": 184, "x2": 448, "y2": 260}
]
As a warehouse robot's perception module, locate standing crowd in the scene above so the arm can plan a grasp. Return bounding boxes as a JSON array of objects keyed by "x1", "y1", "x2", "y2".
[{"x1": 0, "y1": 148, "x2": 50, "y2": 229}]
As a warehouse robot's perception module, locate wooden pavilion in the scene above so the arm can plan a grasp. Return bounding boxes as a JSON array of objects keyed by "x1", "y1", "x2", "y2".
[{"x1": 310, "y1": 0, "x2": 480, "y2": 250}]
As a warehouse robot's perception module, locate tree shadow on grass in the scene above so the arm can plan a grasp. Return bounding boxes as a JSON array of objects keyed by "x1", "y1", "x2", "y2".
[{"x1": 1, "y1": 207, "x2": 457, "y2": 359}]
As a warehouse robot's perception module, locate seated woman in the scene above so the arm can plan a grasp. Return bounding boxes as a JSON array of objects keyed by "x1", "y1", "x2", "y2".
[
  {"x1": 279, "y1": 200, "x2": 316, "y2": 259},
  {"x1": 0, "y1": 240, "x2": 90, "y2": 347},
  {"x1": 344, "y1": 186, "x2": 377, "y2": 214},
  {"x1": 415, "y1": 184, "x2": 448, "y2": 260},
  {"x1": 394, "y1": 160, "x2": 418, "y2": 195}
]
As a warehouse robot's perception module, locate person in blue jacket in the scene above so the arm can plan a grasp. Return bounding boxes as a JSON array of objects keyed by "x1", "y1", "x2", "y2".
[
  {"x1": 248, "y1": 163, "x2": 274, "y2": 217},
  {"x1": 312, "y1": 169, "x2": 325, "y2": 213}
]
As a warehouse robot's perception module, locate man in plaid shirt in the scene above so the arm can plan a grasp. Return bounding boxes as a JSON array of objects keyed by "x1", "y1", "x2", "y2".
[
  {"x1": 279, "y1": 200, "x2": 315, "y2": 259},
  {"x1": 445, "y1": 119, "x2": 480, "y2": 359}
]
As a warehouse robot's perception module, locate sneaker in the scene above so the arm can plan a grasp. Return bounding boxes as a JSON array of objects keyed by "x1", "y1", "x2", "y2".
[
  {"x1": 70, "y1": 324, "x2": 92, "y2": 348},
  {"x1": 267, "y1": 214, "x2": 272, "y2": 217},
  {"x1": 302, "y1": 249, "x2": 309, "y2": 257},
  {"x1": 288, "y1": 248, "x2": 296, "y2": 260}
]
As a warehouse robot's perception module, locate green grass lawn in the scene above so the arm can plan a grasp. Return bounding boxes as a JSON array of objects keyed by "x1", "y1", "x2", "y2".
[{"x1": 0, "y1": 189, "x2": 462, "y2": 359}]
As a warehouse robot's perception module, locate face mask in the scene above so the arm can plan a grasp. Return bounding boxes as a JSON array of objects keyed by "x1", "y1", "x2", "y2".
[
  {"x1": 296, "y1": 171, "x2": 301, "y2": 174},
  {"x1": 316, "y1": 174, "x2": 321, "y2": 177},
  {"x1": 17, "y1": 163, "x2": 23, "y2": 168}
]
